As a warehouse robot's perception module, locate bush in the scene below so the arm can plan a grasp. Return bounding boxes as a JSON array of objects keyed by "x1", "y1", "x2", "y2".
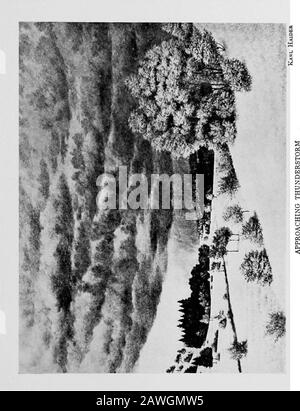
[
  {"x1": 266, "y1": 311, "x2": 286, "y2": 341},
  {"x1": 192, "y1": 347, "x2": 213, "y2": 368},
  {"x1": 228, "y1": 340, "x2": 248, "y2": 360}
]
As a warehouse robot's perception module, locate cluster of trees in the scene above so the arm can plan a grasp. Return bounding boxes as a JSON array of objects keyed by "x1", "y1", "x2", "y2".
[
  {"x1": 26, "y1": 24, "x2": 71, "y2": 171},
  {"x1": 234, "y1": 212, "x2": 273, "y2": 286},
  {"x1": 126, "y1": 23, "x2": 251, "y2": 158},
  {"x1": 80, "y1": 209, "x2": 121, "y2": 347},
  {"x1": 189, "y1": 147, "x2": 214, "y2": 236},
  {"x1": 178, "y1": 245, "x2": 210, "y2": 348},
  {"x1": 19, "y1": 22, "x2": 254, "y2": 373},
  {"x1": 209, "y1": 226, "x2": 247, "y2": 371},
  {"x1": 191, "y1": 347, "x2": 213, "y2": 368},
  {"x1": 20, "y1": 22, "x2": 176, "y2": 373},
  {"x1": 220, "y1": 206, "x2": 271, "y2": 287},
  {"x1": 50, "y1": 174, "x2": 75, "y2": 371},
  {"x1": 19, "y1": 189, "x2": 42, "y2": 329}
]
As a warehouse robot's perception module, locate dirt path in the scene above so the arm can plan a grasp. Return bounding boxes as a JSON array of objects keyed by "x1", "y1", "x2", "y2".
[{"x1": 222, "y1": 257, "x2": 242, "y2": 373}]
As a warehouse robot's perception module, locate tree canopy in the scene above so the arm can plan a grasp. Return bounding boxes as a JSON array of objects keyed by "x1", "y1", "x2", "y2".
[
  {"x1": 218, "y1": 168, "x2": 240, "y2": 197},
  {"x1": 217, "y1": 145, "x2": 240, "y2": 197},
  {"x1": 221, "y1": 58, "x2": 252, "y2": 92},
  {"x1": 210, "y1": 226, "x2": 232, "y2": 258},
  {"x1": 228, "y1": 340, "x2": 248, "y2": 361},
  {"x1": 242, "y1": 212, "x2": 264, "y2": 245},
  {"x1": 126, "y1": 23, "x2": 251, "y2": 157},
  {"x1": 266, "y1": 311, "x2": 286, "y2": 341},
  {"x1": 240, "y1": 249, "x2": 273, "y2": 286},
  {"x1": 223, "y1": 204, "x2": 244, "y2": 223}
]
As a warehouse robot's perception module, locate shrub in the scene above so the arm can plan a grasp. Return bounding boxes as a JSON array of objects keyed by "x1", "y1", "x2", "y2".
[
  {"x1": 266, "y1": 311, "x2": 286, "y2": 341},
  {"x1": 228, "y1": 340, "x2": 248, "y2": 360}
]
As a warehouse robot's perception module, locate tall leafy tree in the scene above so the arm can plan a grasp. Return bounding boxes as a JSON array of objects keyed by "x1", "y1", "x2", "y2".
[
  {"x1": 210, "y1": 226, "x2": 232, "y2": 258},
  {"x1": 240, "y1": 249, "x2": 273, "y2": 286},
  {"x1": 218, "y1": 168, "x2": 240, "y2": 197},
  {"x1": 242, "y1": 212, "x2": 264, "y2": 245},
  {"x1": 216, "y1": 144, "x2": 240, "y2": 197},
  {"x1": 223, "y1": 204, "x2": 245, "y2": 223}
]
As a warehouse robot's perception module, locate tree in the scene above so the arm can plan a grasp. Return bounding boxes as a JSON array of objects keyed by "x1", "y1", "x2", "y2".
[
  {"x1": 217, "y1": 143, "x2": 233, "y2": 172},
  {"x1": 72, "y1": 219, "x2": 91, "y2": 284},
  {"x1": 51, "y1": 174, "x2": 74, "y2": 310},
  {"x1": 218, "y1": 168, "x2": 240, "y2": 197},
  {"x1": 216, "y1": 145, "x2": 240, "y2": 197},
  {"x1": 210, "y1": 227, "x2": 232, "y2": 258},
  {"x1": 71, "y1": 133, "x2": 85, "y2": 171},
  {"x1": 242, "y1": 212, "x2": 264, "y2": 245},
  {"x1": 19, "y1": 190, "x2": 41, "y2": 327},
  {"x1": 228, "y1": 340, "x2": 248, "y2": 360},
  {"x1": 221, "y1": 58, "x2": 252, "y2": 92},
  {"x1": 38, "y1": 159, "x2": 50, "y2": 201},
  {"x1": 266, "y1": 311, "x2": 286, "y2": 341},
  {"x1": 50, "y1": 173, "x2": 74, "y2": 371},
  {"x1": 223, "y1": 204, "x2": 244, "y2": 223},
  {"x1": 240, "y1": 249, "x2": 273, "y2": 286},
  {"x1": 126, "y1": 24, "x2": 251, "y2": 157}
]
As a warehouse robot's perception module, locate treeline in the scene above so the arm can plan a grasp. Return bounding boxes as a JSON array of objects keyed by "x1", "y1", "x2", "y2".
[
  {"x1": 178, "y1": 245, "x2": 211, "y2": 348},
  {"x1": 166, "y1": 245, "x2": 212, "y2": 373}
]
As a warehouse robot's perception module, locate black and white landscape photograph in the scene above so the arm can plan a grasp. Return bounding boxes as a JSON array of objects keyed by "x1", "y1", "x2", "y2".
[{"x1": 19, "y1": 22, "x2": 287, "y2": 373}]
